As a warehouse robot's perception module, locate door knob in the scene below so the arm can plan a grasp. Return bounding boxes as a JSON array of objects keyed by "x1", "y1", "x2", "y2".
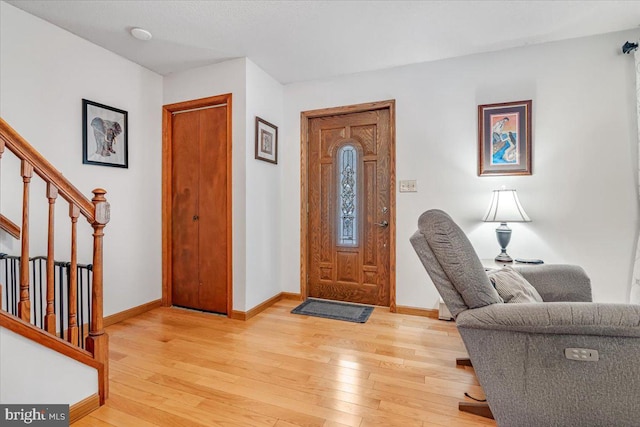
[
  {"x1": 193, "y1": 215, "x2": 199, "y2": 221},
  {"x1": 375, "y1": 220, "x2": 389, "y2": 228}
]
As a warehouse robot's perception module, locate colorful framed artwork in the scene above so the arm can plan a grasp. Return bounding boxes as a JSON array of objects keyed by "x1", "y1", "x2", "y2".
[
  {"x1": 478, "y1": 100, "x2": 532, "y2": 176},
  {"x1": 82, "y1": 99, "x2": 128, "y2": 168},
  {"x1": 255, "y1": 117, "x2": 278, "y2": 164}
]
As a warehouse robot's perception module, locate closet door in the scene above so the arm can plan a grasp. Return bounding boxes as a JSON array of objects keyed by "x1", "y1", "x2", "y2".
[{"x1": 171, "y1": 105, "x2": 228, "y2": 313}]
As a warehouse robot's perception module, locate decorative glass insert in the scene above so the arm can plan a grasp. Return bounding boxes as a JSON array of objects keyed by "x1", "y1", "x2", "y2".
[{"x1": 337, "y1": 145, "x2": 358, "y2": 246}]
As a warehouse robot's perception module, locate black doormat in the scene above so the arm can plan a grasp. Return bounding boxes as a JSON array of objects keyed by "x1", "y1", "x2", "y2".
[{"x1": 291, "y1": 298, "x2": 374, "y2": 323}]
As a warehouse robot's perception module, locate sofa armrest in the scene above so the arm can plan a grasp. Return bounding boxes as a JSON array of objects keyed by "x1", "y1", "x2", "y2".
[
  {"x1": 456, "y1": 302, "x2": 640, "y2": 337},
  {"x1": 513, "y1": 264, "x2": 592, "y2": 302}
]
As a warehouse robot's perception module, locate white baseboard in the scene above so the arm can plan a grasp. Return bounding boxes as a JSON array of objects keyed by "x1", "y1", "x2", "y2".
[{"x1": 438, "y1": 298, "x2": 453, "y2": 320}]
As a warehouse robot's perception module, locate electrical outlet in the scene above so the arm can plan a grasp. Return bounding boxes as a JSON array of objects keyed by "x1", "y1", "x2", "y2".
[{"x1": 399, "y1": 180, "x2": 417, "y2": 192}]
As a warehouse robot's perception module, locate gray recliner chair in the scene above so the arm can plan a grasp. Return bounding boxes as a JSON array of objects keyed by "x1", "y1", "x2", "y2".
[{"x1": 410, "y1": 209, "x2": 640, "y2": 427}]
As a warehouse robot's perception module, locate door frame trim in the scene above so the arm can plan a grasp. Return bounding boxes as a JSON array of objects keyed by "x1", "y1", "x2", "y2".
[
  {"x1": 300, "y1": 100, "x2": 397, "y2": 311},
  {"x1": 162, "y1": 93, "x2": 233, "y2": 316}
]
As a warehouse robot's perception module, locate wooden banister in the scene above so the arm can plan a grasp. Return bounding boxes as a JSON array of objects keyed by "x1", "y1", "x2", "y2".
[
  {"x1": 0, "y1": 139, "x2": 19, "y2": 239},
  {"x1": 0, "y1": 117, "x2": 109, "y2": 405},
  {"x1": 0, "y1": 118, "x2": 94, "y2": 222},
  {"x1": 0, "y1": 214, "x2": 20, "y2": 239}
]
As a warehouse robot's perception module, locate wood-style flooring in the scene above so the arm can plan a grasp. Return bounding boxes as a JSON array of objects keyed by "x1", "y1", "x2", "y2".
[{"x1": 74, "y1": 299, "x2": 496, "y2": 427}]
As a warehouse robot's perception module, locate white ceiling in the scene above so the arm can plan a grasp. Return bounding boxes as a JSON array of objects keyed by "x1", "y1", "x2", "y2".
[{"x1": 6, "y1": 0, "x2": 640, "y2": 84}]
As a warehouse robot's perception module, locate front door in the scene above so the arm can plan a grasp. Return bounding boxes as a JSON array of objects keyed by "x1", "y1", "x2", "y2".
[{"x1": 306, "y1": 103, "x2": 394, "y2": 306}]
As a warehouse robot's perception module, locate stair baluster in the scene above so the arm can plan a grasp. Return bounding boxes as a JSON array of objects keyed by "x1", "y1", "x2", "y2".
[
  {"x1": 68, "y1": 204, "x2": 79, "y2": 346},
  {"x1": 18, "y1": 160, "x2": 33, "y2": 322},
  {"x1": 45, "y1": 184, "x2": 58, "y2": 333}
]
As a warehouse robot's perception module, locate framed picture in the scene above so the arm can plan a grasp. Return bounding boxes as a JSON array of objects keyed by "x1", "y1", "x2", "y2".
[
  {"x1": 83, "y1": 99, "x2": 128, "y2": 168},
  {"x1": 478, "y1": 100, "x2": 532, "y2": 176},
  {"x1": 255, "y1": 117, "x2": 278, "y2": 164}
]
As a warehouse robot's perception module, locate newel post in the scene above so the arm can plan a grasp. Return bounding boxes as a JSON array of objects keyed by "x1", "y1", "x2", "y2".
[{"x1": 86, "y1": 188, "x2": 110, "y2": 402}]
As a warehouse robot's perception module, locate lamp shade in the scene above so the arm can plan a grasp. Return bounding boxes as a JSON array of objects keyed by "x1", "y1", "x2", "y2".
[{"x1": 483, "y1": 189, "x2": 531, "y2": 223}]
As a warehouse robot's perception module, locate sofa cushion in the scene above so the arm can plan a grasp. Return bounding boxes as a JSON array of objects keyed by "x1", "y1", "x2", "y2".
[
  {"x1": 488, "y1": 266, "x2": 543, "y2": 303},
  {"x1": 418, "y1": 210, "x2": 502, "y2": 309}
]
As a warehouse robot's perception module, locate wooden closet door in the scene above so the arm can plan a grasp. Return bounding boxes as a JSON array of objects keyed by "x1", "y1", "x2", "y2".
[
  {"x1": 197, "y1": 106, "x2": 228, "y2": 313},
  {"x1": 171, "y1": 110, "x2": 200, "y2": 309},
  {"x1": 171, "y1": 106, "x2": 228, "y2": 313}
]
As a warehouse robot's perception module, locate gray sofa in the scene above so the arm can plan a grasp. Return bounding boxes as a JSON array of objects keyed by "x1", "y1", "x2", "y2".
[{"x1": 410, "y1": 209, "x2": 640, "y2": 427}]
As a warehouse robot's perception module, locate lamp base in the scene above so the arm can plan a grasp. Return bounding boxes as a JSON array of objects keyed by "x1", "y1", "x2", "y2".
[
  {"x1": 494, "y1": 252, "x2": 513, "y2": 263},
  {"x1": 495, "y1": 223, "x2": 513, "y2": 263}
]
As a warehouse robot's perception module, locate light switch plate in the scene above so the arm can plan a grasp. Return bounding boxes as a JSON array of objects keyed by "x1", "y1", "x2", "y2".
[{"x1": 399, "y1": 180, "x2": 417, "y2": 192}]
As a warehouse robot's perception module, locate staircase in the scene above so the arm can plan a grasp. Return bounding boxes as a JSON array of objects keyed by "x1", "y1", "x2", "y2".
[{"x1": 0, "y1": 117, "x2": 109, "y2": 407}]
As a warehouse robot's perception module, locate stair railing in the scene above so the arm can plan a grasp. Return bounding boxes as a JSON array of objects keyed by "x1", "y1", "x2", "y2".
[
  {"x1": 0, "y1": 117, "x2": 109, "y2": 398},
  {"x1": 0, "y1": 254, "x2": 94, "y2": 349}
]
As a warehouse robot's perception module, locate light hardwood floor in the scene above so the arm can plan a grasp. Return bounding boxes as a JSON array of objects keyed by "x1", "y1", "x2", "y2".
[{"x1": 74, "y1": 300, "x2": 496, "y2": 427}]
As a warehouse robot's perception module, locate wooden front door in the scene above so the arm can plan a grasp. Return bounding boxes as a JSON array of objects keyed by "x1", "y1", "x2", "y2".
[
  {"x1": 306, "y1": 103, "x2": 394, "y2": 306},
  {"x1": 169, "y1": 102, "x2": 229, "y2": 313}
]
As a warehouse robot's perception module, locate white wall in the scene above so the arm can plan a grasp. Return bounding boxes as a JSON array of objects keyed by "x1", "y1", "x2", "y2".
[
  {"x1": 163, "y1": 58, "x2": 285, "y2": 312},
  {"x1": 245, "y1": 59, "x2": 284, "y2": 309},
  {"x1": 0, "y1": 327, "x2": 98, "y2": 404},
  {"x1": 3, "y1": 0, "x2": 638, "y2": 317},
  {"x1": 163, "y1": 58, "x2": 249, "y2": 311},
  {"x1": 282, "y1": 29, "x2": 640, "y2": 308},
  {"x1": 0, "y1": 2, "x2": 163, "y2": 316}
]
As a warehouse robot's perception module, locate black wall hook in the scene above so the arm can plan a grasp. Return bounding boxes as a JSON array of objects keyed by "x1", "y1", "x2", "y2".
[{"x1": 622, "y1": 41, "x2": 638, "y2": 54}]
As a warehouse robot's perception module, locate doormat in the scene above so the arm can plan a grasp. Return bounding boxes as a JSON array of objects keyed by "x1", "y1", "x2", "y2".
[{"x1": 291, "y1": 299, "x2": 374, "y2": 323}]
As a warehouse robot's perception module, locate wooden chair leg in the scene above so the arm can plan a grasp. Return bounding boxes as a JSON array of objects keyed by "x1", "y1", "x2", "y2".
[
  {"x1": 456, "y1": 357, "x2": 472, "y2": 367},
  {"x1": 455, "y1": 357, "x2": 491, "y2": 419},
  {"x1": 459, "y1": 402, "x2": 494, "y2": 419}
]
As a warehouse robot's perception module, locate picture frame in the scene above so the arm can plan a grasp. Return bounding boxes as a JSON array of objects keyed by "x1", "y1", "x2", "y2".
[
  {"x1": 255, "y1": 117, "x2": 278, "y2": 164},
  {"x1": 478, "y1": 100, "x2": 532, "y2": 176},
  {"x1": 82, "y1": 99, "x2": 128, "y2": 168}
]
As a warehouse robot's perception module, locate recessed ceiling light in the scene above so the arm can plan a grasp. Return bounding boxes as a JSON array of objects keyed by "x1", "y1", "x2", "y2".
[{"x1": 130, "y1": 27, "x2": 152, "y2": 41}]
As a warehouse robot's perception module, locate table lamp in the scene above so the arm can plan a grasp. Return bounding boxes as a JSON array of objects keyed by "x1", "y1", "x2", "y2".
[{"x1": 483, "y1": 188, "x2": 531, "y2": 262}]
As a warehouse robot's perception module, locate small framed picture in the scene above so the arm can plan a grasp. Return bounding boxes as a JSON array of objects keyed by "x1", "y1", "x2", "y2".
[
  {"x1": 478, "y1": 100, "x2": 532, "y2": 176},
  {"x1": 255, "y1": 117, "x2": 278, "y2": 164},
  {"x1": 83, "y1": 99, "x2": 128, "y2": 168}
]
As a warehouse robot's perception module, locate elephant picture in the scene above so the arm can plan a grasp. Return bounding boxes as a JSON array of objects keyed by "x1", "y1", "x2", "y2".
[
  {"x1": 82, "y1": 99, "x2": 128, "y2": 168},
  {"x1": 91, "y1": 117, "x2": 122, "y2": 157}
]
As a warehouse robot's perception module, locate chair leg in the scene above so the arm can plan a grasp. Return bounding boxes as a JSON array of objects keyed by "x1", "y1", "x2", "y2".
[
  {"x1": 456, "y1": 357, "x2": 472, "y2": 367},
  {"x1": 459, "y1": 402, "x2": 494, "y2": 419},
  {"x1": 455, "y1": 358, "x2": 491, "y2": 419}
]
